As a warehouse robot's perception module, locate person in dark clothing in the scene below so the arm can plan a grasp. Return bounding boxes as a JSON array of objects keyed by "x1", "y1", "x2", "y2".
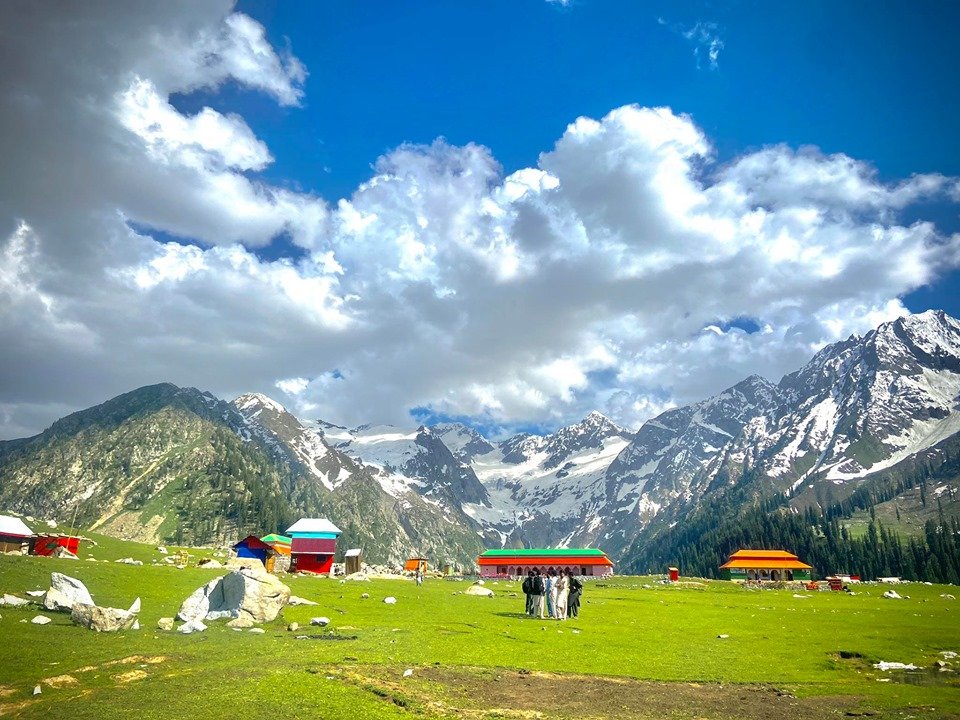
[
  {"x1": 530, "y1": 570, "x2": 545, "y2": 618},
  {"x1": 566, "y1": 568, "x2": 583, "y2": 618},
  {"x1": 521, "y1": 570, "x2": 534, "y2": 615}
]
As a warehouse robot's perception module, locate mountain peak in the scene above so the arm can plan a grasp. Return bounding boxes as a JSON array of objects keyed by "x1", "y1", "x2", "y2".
[{"x1": 234, "y1": 392, "x2": 287, "y2": 415}]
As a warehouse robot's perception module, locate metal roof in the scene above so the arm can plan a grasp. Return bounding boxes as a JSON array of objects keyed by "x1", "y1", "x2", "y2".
[
  {"x1": 0, "y1": 515, "x2": 33, "y2": 537},
  {"x1": 720, "y1": 558, "x2": 813, "y2": 570},
  {"x1": 344, "y1": 548, "x2": 362, "y2": 557},
  {"x1": 286, "y1": 518, "x2": 342, "y2": 535},
  {"x1": 479, "y1": 548, "x2": 607, "y2": 558}
]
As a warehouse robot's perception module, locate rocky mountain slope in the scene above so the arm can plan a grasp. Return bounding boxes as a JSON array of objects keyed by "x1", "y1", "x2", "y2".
[{"x1": 0, "y1": 311, "x2": 957, "y2": 575}]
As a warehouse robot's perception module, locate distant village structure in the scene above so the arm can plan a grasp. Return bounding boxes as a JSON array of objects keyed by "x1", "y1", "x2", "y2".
[
  {"x1": 720, "y1": 549, "x2": 813, "y2": 581},
  {"x1": 287, "y1": 518, "x2": 341, "y2": 574},
  {"x1": 478, "y1": 548, "x2": 614, "y2": 578},
  {"x1": 0, "y1": 515, "x2": 34, "y2": 554}
]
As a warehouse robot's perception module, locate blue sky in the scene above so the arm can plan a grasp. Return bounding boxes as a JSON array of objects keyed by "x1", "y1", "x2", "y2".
[{"x1": 1, "y1": 1, "x2": 959, "y2": 439}]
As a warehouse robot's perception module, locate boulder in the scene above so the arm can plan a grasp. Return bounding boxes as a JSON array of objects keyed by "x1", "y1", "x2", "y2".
[
  {"x1": 157, "y1": 617, "x2": 174, "y2": 631},
  {"x1": 311, "y1": 616, "x2": 330, "y2": 626},
  {"x1": 1, "y1": 593, "x2": 30, "y2": 607},
  {"x1": 882, "y1": 590, "x2": 903, "y2": 600},
  {"x1": 464, "y1": 585, "x2": 494, "y2": 597},
  {"x1": 177, "y1": 567, "x2": 291, "y2": 624},
  {"x1": 43, "y1": 573, "x2": 94, "y2": 612},
  {"x1": 31, "y1": 615, "x2": 52, "y2": 625},
  {"x1": 70, "y1": 603, "x2": 137, "y2": 632}
]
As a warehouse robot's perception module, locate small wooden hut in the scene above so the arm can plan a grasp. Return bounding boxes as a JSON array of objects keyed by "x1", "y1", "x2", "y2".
[
  {"x1": 404, "y1": 557, "x2": 428, "y2": 573},
  {"x1": 0, "y1": 515, "x2": 34, "y2": 554},
  {"x1": 344, "y1": 548, "x2": 363, "y2": 575}
]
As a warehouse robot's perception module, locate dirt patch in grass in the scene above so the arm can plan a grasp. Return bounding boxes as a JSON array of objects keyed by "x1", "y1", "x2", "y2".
[
  {"x1": 42, "y1": 674, "x2": 79, "y2": 688},
  {"x1": 112, "y1": 670, "x2": 149, "y2": 684},
  {"x1": 337, "y1": 665, "x2": 863, "y2": 720}
]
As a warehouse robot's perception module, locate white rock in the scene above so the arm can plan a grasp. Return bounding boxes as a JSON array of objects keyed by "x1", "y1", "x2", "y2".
[
  {"x1": 882, "y1": 590, "x2": 903, "y2": 600},
  {"x1": 717, "y1": 634, "x2": 730, "y2": 639},
  {"x1": 2, "y1": 594, "x2": 30, "y2": 607},
  {"x1": 248, "y1": 628, "x2": 265, "y2": 634},
  {"x1": 288, "y1": 595, "x2": 319, "y2": 606},
  {"x1": 128, "y1": 597, "x2": 141, "y2": 614},
  {"x1": 115, "y1": 557, "x2": 143, "y2": 566},
  {"x1": 383, "y1": 596, "x2": 397, "y2": 604},
  {"x1": 31, "y1": 615, "x2": 52, "y2": 625},
  {"x1": 157, "y1": 617, "x2": 174, "y2": 631},
  {"x1": 33, "y1": 685, "x2": 41, "y2": 695},
  {"x1": 43, "y1": 573, "x2": 94, "y2": 612},
  {"x1": 157, "y1": 547, "x2": 168, "y2": 554},
  {"x1": 176, "y1": 619, "x2": 207, "y2": 634},
  {"x1": 403, "y1": 669, "x2": 413, "y2": 677},
  {"x1": 792, "y1": 594, "x2": 809, "y2": 599},
  {"x1": 132, "y1": 620, "x2": 140, "y2": 630},
  {"x1": 874, "y1": 661, "x2": 918, "y2": 671},
  {"x1": 464, "y1": 584, "x2": 494, "y2": 597},
  {"x1": 25, "y1": 590, "x2": 45, "y2": 598},
  {"x1": 310, "y1": 617, "x2": 330, "y2": 626}
]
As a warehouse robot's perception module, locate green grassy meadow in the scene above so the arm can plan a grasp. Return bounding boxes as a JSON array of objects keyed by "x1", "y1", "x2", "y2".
[{"x1": 1, "y1": 536, "x2": 958, "y2": 719}]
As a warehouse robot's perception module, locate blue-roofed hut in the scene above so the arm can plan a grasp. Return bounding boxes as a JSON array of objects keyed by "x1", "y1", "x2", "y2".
[{"x1": 232, "y1": 535, "x2": 279, "y2": 571}]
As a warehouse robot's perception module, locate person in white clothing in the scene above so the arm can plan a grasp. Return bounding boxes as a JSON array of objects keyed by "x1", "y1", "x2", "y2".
[{"x1": 554, "y1": 570, "x2": 569, "y2": 619}]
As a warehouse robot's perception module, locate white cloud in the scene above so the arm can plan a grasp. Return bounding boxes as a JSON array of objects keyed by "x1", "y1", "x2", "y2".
[{"x1": 0, "y1": 5, "x2": 958, "y2": 440}]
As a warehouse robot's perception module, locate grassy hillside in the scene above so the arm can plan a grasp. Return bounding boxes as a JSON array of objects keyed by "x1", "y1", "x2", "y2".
[{"x1": 0, "y1": 537, "x2": 957, "y2": 719}]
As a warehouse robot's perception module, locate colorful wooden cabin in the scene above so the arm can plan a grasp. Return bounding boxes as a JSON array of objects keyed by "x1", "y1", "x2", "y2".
[
  {"x1": 287, "y1": 518, "x2": 341, "y2": 574},
  {"x1": 403, "y1": 557, "x2": 428, "y2": 573},
  {"x1": 720, "y1": 549, "x2": 813, "y2": 581},
  {"x1": 32, "y1": 534, "x2": 80, "y2": 557},
  {"x1": 477, "y1": 548, "x2": 614, "y2": 578},
  {"x1": 0, "y1": 515, "x2": 34, "y2": 554},
  {"x1": 260, "y1": 533, "x2": 292, "y2": 556},
  {"x1": 232, "y1": 535, "x2": 281, "y2": 572}
]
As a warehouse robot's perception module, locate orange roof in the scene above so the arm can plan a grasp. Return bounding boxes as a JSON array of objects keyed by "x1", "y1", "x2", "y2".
[
  {"x1": 720, "y1": 558, "x2": 812, "y2": 570},
  {"x1": 727, "y1": 549, "x2": 801, "y2": 560}
]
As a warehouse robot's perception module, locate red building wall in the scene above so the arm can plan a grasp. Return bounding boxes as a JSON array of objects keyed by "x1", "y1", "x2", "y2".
[{"x1": 293, "y1": 553, "x2": 334, "y2": 574}]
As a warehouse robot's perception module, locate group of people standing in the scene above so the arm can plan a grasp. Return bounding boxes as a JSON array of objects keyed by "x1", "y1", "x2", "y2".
[{"x1": 521, "y1": 568, "x2": 583, "y2": 619}]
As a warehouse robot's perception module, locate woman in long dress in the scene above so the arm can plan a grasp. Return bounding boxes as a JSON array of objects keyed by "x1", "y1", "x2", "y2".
[{"x1": 554, "y1": 570, "x2": 568, "y2": 619}]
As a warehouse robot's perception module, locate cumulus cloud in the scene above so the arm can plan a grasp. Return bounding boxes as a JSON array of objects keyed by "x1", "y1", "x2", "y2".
[{"x1": 1, "y1": 4, "x2": 958, "y2": 439}]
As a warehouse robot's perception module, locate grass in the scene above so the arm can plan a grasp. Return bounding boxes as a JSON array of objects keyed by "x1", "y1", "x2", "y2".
[{"x1": 1, "y1": 537, "x2": 958, "y2": 719}]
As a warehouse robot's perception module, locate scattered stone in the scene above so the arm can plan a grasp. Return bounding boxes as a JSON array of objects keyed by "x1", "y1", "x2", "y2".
[
  {"x1": 940, "y1": 651, "x2": 958, "y2": 659},
  {"x1": 248, "y1": 628, "x2": 265, "y2": 634},
  {"x1": 361, "y1": 593, "x2": 370, "y2": 599},
  {"x1": 882, "y1": 590, "x2": 903, "y2": 600},
  {"x1": 33, "y1": 685, "x2": 41, "y2": 696},
  {"x1": 128, "y1": 597, "x2": 141, "y2": 614},
  {"x1": 403, "y1": 669, "x2": 413, "y2": 678},
  {"x1": 197, "y1": 559, "x2": 223, "y2": 569},
  {"x1": 227, "y1": 616, "x2": 255, "y2": 629},
  {"x1": 288, "y1": 596, "x2": 319, "y2": 606},
  {"x1": 52, "y1": 547, "x2": 78, "y2": 560},
  {"x1": 115, "y1": 558, "x2": 143, "y2": 566},
  {"x1": 311, "y1": 617, "x2": 330, "y2": 626},
  {"x1": 204, "y1": 610, "x2": 238, "y2": 621},
  {"x1": 287, "y1": 622, "x2": 300, "y2": 632},
  {"x1": 176, "y1": 619, "x2": 207, "y2": 634},
  {"x1": 717, "y1": 634, "x2": 730, "y2": 639},
  {"x1": 178, "y1": 566, "x2": 291, "y2": 624},
  {"x1": 941, "y1": 594, "x2": 956, "y2": 600},
  {"x1": 874, "y1": 661, "x2": 918, "y2": 671},
  {"x1": 1, "y1": 594, "x2": 29, "y2": 607},
  {"x1": 70, "y1": 603, "x2": 138, "y2": 632},
  {"x1": 464, "y1": 584, "x2": 494, "y2": 597},
  {"x1": 32, "y1": 615, "x2": 52, "y2": 625},
  {"x1": 157, "y1": 546, "x2": 168, "y2": 554},
  {"x1": 792, "y1": 594, "x2": 809, "y2": 599},
  {"x1": 383, "y1": 596, "x2": 397, "y2": 605},
  {"x1": 132, "y1": 620, "x2": 140, "y2": 630},
  {"x1": 46, "y1": 520, "x2": 57, "y2": 528},
  {"x1": 25, "y1": 590, "x2": 45, "y2": 598},
  {"x1": 157, "y1": 618, "x2": 174, "y2": 631}
]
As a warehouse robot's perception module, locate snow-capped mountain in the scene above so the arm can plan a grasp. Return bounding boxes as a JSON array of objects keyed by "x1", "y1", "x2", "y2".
[{"x1": 1, "y1": 311, "x2": 957, "y2": 570}]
